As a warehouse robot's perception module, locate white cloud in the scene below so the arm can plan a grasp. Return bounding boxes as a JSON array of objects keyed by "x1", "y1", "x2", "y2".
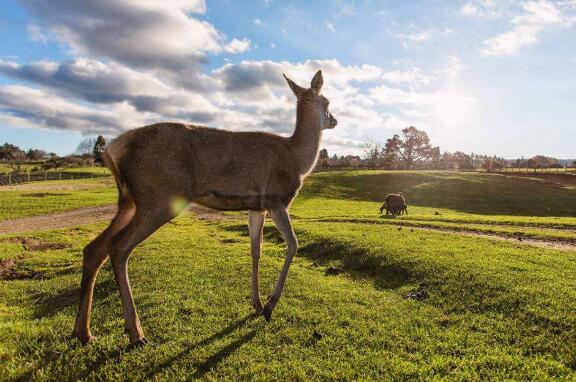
[
  {"x1": 0, "y1": 85, "x2": 153, "y2": 134},
  {"x1": 460, "y1": 0, "x2": 505, "y2": 18},
  {"x1": 223, "y1": 38, "x2": 252, "y2": 54},
  {"x1": 398, "y1": 29, "x2": 432, "y2": 47},
  {"x1": 482, "y1": 0, "x2": 573, "y2": 56},
  {"x1": 0, "y1": 1, "x2": 460, "y2": 154},
  {"x1": 325, "y1": 21, "x2": 336, "y2": 32},
  {"x1": 381, "y1": 67, "x2": 430, "y2": 84},
  {"x1": 253, "y1": 18, "x2": 264, "y2": 27},
  {"x1": 21, "y1": 0, "x2": 250, "y2": 71},
  {"x1": 27, "y1": 24, "x2": 48, "y2": 42},
  {"x1": 461, "y1": 2, "x2": 482, "y2": 16},
  {"x1": 368, "y1": 85, "x2": 436, "y2": 105}
]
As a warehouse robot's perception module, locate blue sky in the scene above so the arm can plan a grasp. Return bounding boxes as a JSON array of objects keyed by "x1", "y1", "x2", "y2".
[{"x1": 0, "y1": 0, "x2": 575, "y2": 158}]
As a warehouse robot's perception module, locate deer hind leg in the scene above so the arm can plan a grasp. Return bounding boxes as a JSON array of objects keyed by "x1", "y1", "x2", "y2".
[
  {"x1": 248, "y1": 210, "x2": 266, "y2": 314},
  {"x1": 108, "y1": 202, "x2": 174, "y2": 346},
  {"x1": 73, "y1": 196, "x2": 135, "y2": 344},
  {"x1": 263, "y1": 207, "x2": 298, "y2": 322}
]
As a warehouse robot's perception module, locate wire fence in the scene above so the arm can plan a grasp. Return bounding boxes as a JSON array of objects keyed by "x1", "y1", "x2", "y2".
[
  {"x1": 476, "y1": 167, "x2": 576, "y2": 174},
  {"x1": 0, "y1": 171, "x2": 111, "y2": 186}
]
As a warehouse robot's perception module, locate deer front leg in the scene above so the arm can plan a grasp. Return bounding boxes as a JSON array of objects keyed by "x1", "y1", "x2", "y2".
[
  {"x1": 248, "y1": 210, "x2": 266, "y2": 314},
  {"x1": 263, "y1": 207, "x2": 298, "y2": 322}
]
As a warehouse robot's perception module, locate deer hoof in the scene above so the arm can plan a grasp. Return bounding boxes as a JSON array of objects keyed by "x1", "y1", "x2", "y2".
[
  {"x1": 128, "y1": 337, "x2": 149, "y2": 349},
  {"x1": 253, "y1": 301, "x2": 264, "y2": 315},
  {"x1": 81, "y1": 335, "x2": 96, "y2": 345},
  {"x1": 262, "y1": 306, "x2": 273, "y2": 322},
  {"x1": 73, "y1": 330, "x2": 96, "y2": 345}
]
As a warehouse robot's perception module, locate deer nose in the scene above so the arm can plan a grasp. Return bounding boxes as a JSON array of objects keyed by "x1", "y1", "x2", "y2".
[{"x1": 330, "y1": 114, "x2": 337, "y2": 126}]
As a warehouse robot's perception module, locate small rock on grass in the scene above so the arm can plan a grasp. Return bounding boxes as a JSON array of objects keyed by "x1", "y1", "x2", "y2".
[
  {"x1": 325, "y1": 266, "x2": 344, "y2": 276},
  {"x1": 405, "y1": 282, "x2": 429, "y2": 301}
]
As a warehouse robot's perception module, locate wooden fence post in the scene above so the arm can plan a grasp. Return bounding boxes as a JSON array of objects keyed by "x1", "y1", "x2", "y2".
[
  {"x1": 28, "y1": 172, "x2": 30, "y2": 182},
  {"x1": 8, "y1": 173, "x2": 12, "y2": 184}
]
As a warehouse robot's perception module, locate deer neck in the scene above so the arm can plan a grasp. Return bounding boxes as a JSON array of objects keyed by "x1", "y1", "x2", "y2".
[{"x1": 289, "y1": 101, "x2": 322, "y2": 175}]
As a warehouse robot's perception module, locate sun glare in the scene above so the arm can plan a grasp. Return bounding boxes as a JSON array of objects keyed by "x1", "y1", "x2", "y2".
[{"x1": 433, "y1": 90, "x2": 476, "y2": 129}]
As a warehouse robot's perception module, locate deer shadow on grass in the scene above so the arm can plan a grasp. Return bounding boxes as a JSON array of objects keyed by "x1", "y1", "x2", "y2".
[
  {"x1": 32, "y1": 276, "x2": 117, "y2": 319},
  {"x1": 219, "y1": 222, "x2": 576, "y2": 370},
  {"x1": 142, "y1": 313, "x2": 259, "y2": 380},
  {"x1": 222, "y1": 223, "x2": 414, "y2": 291}
]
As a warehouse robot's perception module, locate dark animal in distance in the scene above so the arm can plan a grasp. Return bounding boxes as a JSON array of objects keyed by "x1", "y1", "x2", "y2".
[
  {"x1": 379, "y1": 193, "x2": 407, "y2": 217},
  {"x1": 73, "y1": 70, "x2": 337, "y2": 347}
]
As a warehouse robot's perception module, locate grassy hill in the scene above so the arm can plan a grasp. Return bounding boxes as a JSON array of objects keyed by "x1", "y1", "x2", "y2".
[
  {"x1": 301, "y1": 170, "x2": 576, "y2": 216},
  {"x1": 2, "y1": 170, "x2": 576, "y2": 380}
]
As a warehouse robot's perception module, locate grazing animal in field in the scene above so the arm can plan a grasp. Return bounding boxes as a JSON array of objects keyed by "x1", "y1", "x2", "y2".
[
  {"x1": 73, "y1": 70, "x2": 337, "y2": 346},
  {"x1": 379, "y1": 193, "x2": 407, "y2": 217}
]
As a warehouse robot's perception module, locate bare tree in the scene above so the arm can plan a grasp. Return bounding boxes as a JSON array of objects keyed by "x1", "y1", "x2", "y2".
[
  {"x1": 361, "y1": 139, "x2": 382, "y2": 169},
  {"x1": 76, "y1": 137, "x2": 97, "y2": 156}
]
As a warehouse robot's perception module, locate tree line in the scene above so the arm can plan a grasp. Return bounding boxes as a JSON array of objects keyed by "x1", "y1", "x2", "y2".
[
  {"x1": 317, "y1": 126, "x2": 575, "y2": 171},
  {"x1": 2, "y1": 128, "x2": 573, "y2": 174},
  {"x1": 0, "y1": 136, "x2": 106, "y2": 173}
]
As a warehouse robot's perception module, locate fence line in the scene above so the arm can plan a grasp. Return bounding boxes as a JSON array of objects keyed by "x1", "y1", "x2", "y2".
[
  {"x1": 0, "y1": 171, "x2": 110, "y2": 186},
  {"x1": 477, "y1": 167, "x2": 576, "y2": 174}
]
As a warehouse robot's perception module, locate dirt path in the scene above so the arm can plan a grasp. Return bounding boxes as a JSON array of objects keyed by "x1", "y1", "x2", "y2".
[
  {"x1": 0, "y1": 178, "x2": 114, "y2": 192},
  {"x1": 3, "y1": 205, "x2": 575, "y2": 251},
  {"x1": 0, "y1": 203, "x2": 231, "y2": 235},
  {"x1": 410, "y1": 226, "x2": 576, "y2": 251},
  {"x1": 312, "y1": 218, "x2": 576, "y2": 252}
]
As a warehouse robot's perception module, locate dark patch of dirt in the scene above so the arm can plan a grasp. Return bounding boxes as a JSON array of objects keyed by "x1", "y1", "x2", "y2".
[
  {"x1": 325, "y1": 266, "x2": 345, "y2": 276},
  {"x1": 21, "y1": 192, "x2": 70, "y2": 197},
  {"x1": 0, "y1": 258, "x2": 43, "y2": 280},
  {"x1": 3, "y1": 237, "x2": 71, "y2": 251},
  {"x1": 0, "y1": 258, "x2": 15, "y2": 278},
  {"x1": 405, "y1": 282, "x2": 429, "y2": 301},
  {"x1": 308, "y1": 329, "x2": 323, "y2": 345},
  {"x1": 220, "y1": 238, "x2": 241, "y2": 244}
]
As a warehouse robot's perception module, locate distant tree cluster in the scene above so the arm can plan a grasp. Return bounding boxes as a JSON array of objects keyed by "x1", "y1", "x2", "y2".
[
  {"x1": 357, "y1": 126, "x2": 441, "y2": 170},
  {"x1": 0, "y1": 142, "x2": 52, "y2": 172},
  {"x1": 316, "y1": 126, "x2": 573, "y2": 172},
  {"x1": 1, "y1": 135, "x2": 106, "y2": 173},
  {"x1": 514, "y1": 155, "x2": 562, "y2": 169},
  {"x1": 358, "y1": 126, "x2": 440, "y2": 170}
]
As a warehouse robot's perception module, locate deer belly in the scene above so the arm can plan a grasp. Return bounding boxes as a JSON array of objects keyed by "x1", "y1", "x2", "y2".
[{"x1": 194, "y1": 192, "x2": 283, "y2": 211}]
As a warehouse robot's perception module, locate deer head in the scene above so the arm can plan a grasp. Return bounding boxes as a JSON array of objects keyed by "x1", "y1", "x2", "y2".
[{"x1": 283, "y1": 70, "x2": 338, "y2": 130}]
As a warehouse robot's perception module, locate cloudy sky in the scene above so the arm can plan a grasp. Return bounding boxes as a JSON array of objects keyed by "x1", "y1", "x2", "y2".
[{"x1": 0, "y1": 0, "x2": 575, "y2": 157}]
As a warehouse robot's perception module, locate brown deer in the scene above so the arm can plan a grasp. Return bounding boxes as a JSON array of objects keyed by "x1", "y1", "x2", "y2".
[{"x1": 73, "y1": 70, "x2": 337, "y2": 346}]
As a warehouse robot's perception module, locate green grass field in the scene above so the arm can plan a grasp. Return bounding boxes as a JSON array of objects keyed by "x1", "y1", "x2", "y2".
[
  {"x1": 0, "y1": 163, "x2": 111, "y2": 175},
  {"x1": 0, "y1": 178, "x2": 116, "y2": 221},
  {"x1": 2, "y1": 171, "x2": 576, "y2": 380}
]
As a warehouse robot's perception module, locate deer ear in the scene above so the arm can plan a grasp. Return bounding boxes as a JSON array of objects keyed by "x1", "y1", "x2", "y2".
[
  {"x1": 311, "y1": 70, "x2": 323, "y2": 94},
  {"x1": 283, "y1": 74, "x2": 304, "y2": 97}
]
